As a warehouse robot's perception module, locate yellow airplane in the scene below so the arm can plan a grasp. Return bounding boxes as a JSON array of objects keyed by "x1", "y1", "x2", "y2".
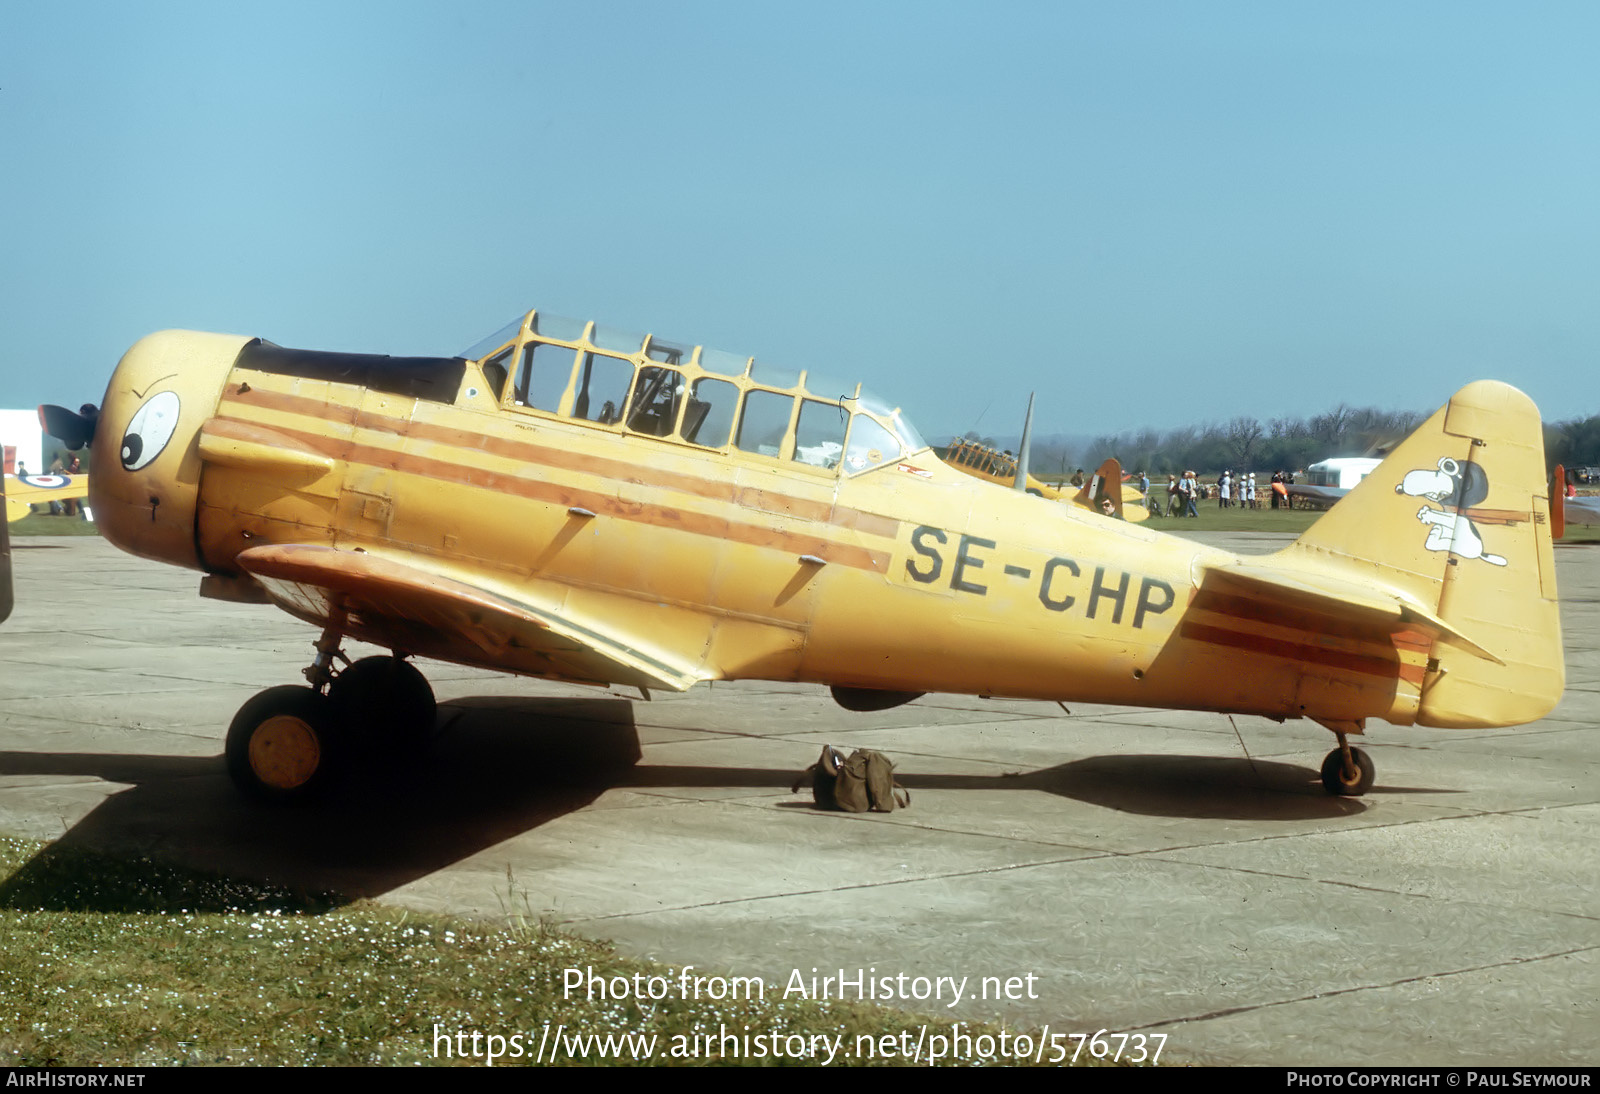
[
  {"x1": 3, "y1": 472, "x2": 91, "y2": 523},
  {"x1": 44, "y1": 308, "x2": 1564, "y2": 803},
  {"x1": 942, "y1": 440, "x2": 1150, "y2": 522}
]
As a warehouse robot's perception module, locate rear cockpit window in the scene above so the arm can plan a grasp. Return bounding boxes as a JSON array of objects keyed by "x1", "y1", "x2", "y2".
[
  {"x1": 736, "y1": 390, "x2": 795, "y2": 458},
  {"x1": 683, "y1": 378, "x2": 737, "y2": 447},
  {"x1": 626, "y1": 366, "x2": 683, "y2": 436},
  {"x1": 572, "y1": 353, "x2": 633, "y2": 425}
]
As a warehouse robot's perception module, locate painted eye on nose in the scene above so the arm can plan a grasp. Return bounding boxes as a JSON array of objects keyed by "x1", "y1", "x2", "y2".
[{"x1": 121, "y1": 391, "x2": 181, "y2": 471}]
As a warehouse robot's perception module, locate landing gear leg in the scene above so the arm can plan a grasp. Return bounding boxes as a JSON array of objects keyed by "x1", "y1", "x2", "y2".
[
  {"x1": 1318, "y1": 721, "x2": 1375, "y2": 796},
  {"x1": 302, "y1": 621, "x2": 350, "y2": 692}
]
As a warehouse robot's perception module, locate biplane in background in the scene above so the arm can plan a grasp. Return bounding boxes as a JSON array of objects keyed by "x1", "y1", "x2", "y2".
[
  {"x1": 40, "y1": 307, "x2": 1564, "y2": 803},
  {"x1": 3, "y1": 472, "x2": 91, "y2": 523},
  {"x1": 941, "y1": 438, "x2": 1149, "y2": 522}
]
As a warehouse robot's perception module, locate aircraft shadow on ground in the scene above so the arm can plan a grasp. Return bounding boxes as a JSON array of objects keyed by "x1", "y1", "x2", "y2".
[
  {"x1": 0, "y1": 696, "x2": 641, "y2": 912},
  {"x1": 0, "y1": 697, "x2": 1389, "y2": 913},
  {"x1": 630, "y1": 754, "x2": 1372, "y2": 822}
]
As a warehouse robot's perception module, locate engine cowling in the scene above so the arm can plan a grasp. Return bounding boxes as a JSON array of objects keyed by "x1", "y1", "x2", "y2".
[{"x1": 90, "y1": 330, "x2": 251, "y2": 571}]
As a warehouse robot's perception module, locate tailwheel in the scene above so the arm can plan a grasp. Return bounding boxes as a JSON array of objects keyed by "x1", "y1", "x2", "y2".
[
  {"x1": 327, "y1": 655, "x2": 437, "y2": 746},
  {"x1": 1320, "y1": 745, "x2": 1375, "y2": 796},
  {"x1": 226, "y1": 686, "x2": 340, "y2": 802}
]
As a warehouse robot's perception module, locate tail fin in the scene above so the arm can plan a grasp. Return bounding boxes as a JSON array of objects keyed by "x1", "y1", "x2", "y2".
[
  {"x1": 1074, "y1": 457, "x2": 1126, "y2": 518},
  {"x1": 1279, "y1": 381, "x2": 1562, "y2": 728}
]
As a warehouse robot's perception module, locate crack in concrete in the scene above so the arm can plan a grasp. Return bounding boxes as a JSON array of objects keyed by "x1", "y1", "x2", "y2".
[{"x1": 1124, "y1": 945, "x2": 1599, "y2": 1033}]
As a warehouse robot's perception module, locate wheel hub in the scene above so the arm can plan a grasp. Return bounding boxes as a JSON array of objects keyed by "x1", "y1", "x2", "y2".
[{"x1": 248, "y1": 714, "x2": 322, "y2": 790}]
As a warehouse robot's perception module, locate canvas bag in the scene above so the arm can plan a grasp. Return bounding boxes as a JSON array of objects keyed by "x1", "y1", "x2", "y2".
[{"x1": 793, "y1": 746, "x2": 910, "y2": 813}]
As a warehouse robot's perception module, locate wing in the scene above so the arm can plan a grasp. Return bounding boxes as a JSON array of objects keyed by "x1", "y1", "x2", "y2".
[
  {"x1": 234, "y1": 544, "x2": 705, "y2": 692},
  {"x1": 1118, "y1": 482, "x2": 1151, "y2": 523},
  {"x1": 4, "y1": 474, "x2": 90, "y2": 522}
]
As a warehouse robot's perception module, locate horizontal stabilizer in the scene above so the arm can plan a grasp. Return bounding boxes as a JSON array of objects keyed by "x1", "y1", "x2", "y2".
[{"x1": 1205, "y1": 562, "x2": 1502, "y2": 664}]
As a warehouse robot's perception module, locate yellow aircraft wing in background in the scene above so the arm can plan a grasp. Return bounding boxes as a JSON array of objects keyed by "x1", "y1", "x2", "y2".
[
  {"x1": 942, "y1": 442, "x2": 1150, "y2": 522},
  {"x1": 3, "y1": 473, "x2": 90, "y2": 522}
]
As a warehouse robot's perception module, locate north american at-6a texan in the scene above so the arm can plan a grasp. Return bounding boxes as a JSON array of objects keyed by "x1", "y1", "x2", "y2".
[{"x1": 41, "y1": 308, "x2": 1564, "y2": 802}]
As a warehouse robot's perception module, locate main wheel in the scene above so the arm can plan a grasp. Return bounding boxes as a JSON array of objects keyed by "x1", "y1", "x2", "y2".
[
  {"x1": 226, "y1": 686, "x2": 339, "y2": 802},
  {"x1": 1320, "y1": 745, "x2": 1375, "y2": 796},
  {"x1": 327, "y1": 655, "x2": 437, "y2": 745}
]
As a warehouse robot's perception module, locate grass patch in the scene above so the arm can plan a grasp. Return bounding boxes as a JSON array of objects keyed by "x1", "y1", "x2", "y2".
[
  {"x1": 0, "y1": 836, "x2": 1119, "y2": 1067},
  {"x1": 1136, "y1": 502, "x2": 1319, "y2": 536},
  {"x1": 8, "y1": 514, "x2": 101, "y2": 537}
]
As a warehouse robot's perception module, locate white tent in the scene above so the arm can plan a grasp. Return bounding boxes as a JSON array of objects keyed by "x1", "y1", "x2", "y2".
[{"x1": 0, "y1": 409, "x2": 43, "y2": 475}]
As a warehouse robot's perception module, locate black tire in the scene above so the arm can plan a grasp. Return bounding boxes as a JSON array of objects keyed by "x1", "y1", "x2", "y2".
[
  {"x1": 327, "y1": 655, "x2": 437, "y2": 745},
  {"x1": 226, "y1": 686, "x2": 339, "y2": 802},
  {"x1": 1320, "y1": 746, "x2": 1375, "y2": 796}
]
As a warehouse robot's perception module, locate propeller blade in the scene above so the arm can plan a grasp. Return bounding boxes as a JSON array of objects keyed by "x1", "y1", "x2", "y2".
[{"x1": 38, "y1": 404, "x2": 98, "y2": 450}]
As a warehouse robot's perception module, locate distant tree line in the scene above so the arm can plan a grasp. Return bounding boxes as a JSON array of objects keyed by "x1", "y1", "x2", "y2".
[
  {"x1": 1015, "y1": 405, "x2": 1600, "y2": 481},
  {"x1": 1065, "y1": 405, "x2": 1428, "y2": 477},
  {"x1": 1545, "y1": 414, "x2": 1600, "y2": 473}
]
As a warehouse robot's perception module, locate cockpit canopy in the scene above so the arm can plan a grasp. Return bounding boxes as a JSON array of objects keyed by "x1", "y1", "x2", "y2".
[{"x1": 462, "y1": 309, "x2": 927, "y2": 476}]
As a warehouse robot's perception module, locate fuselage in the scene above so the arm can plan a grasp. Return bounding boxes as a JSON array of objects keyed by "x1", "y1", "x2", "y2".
[{"x1": 87, "y1": 318, "x2": 1430, "y2": 727}]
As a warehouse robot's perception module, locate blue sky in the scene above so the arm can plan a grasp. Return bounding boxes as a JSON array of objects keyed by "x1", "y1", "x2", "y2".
[{"x1": 4, "y1": 2, "x2": 1597, "y2": 441}]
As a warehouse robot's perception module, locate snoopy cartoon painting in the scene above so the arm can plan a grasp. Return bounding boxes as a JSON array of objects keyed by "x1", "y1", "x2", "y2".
[{"x1": 1395, "y1": 457, "x2": 1509, "y2": 566}]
